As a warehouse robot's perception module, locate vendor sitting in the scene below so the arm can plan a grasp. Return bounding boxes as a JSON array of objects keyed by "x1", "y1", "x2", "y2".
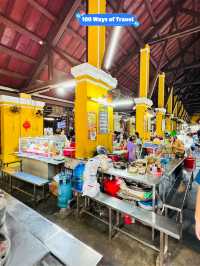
[{"x1": 170, "y1": 136, "x2": 185, "y2": 155}]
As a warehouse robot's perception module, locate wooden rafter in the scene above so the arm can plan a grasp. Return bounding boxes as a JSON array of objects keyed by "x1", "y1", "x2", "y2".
[
  {"x1": 148, "y1": 24, "x2": 200, "y2": 45},
  {"x1": 112, "y1": 0, "x2": 184, "y2": 77},
  {"x1": 148, "y1": 14, "x2": 177, "y2": 99},
  {"x1": 27, "y1": 78, "x2": 72, "y2": 93},
  {"x1": 180, "y1": 7, "x2": 200, "y2": 17},
  {"x1": 25, "y1": 0, "x2": 82, "y2": 89},
  {"x1": 174, "y1": 81, "x2": 200, "y2": 87},
  {"x1": 165, "y1": 61, "x2": 200, "y2": 72},
  {"x1": 144, "y1": 0, "x2": 156, "y2": 25},
  {"x1": 53, "y1": 47, "x2": 82, "y2": 66},
  {"x1": 27, "y1": 0, "x2": 56, "y2": 21},
  {"x1": 162, "y1": 35, "x2": 200, "y2": 70},
  {"x1": 0, "y1": 14, "x2": 44, "y2": 43},
  {"x1": 0, "y1": 44, "x2": 37, "y2": 64},
  {"x1": 0, "y1": 69, "x2": 28, "y2": 79}
]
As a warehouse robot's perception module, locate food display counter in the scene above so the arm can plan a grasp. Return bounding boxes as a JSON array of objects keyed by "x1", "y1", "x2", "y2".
[
  {"x1": 4, "y1": 191, "x2": 102, "y2": 266},
  {"x1": 17, "y1": 136, "x2": 66, "y2": 179}
]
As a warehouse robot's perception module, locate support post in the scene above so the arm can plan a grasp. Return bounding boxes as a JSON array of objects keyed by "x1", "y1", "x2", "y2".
[
  {"x1": 166, "y1": 87, "x2": 173, "y2": 132},
  {"x1": 155, "y1": 73, "x2": 166, "y2": 137},
  {"x1": 71, "y1": 0, "x2": 117, "y2": 159},
  {"x1": 173, "y1": 96, "x2": 178, "y2": 130},
  {"x1": 87, "y1": 0, "x2": 105, "y2": 68},
  {"x1": 135, "y1": 44, "x2": 152, "y2": 141}
]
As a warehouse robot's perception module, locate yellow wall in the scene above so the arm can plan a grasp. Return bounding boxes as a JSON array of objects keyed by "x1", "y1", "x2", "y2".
[{"x1": 0, "y1": 101, "x2": 43, "y2": 164}]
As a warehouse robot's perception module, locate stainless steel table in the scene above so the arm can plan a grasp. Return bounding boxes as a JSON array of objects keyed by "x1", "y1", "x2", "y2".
[
  {"x1": 4, "y1": 192, "x2": 102, "y2": 266},
  {"x1": 17, "y1": 152, "x2": 65, "y2": 179}
]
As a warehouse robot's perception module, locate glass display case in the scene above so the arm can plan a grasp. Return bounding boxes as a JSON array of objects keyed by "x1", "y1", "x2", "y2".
[{"x1": 19, "y1": 136, "x2": 67, "y2": 158}]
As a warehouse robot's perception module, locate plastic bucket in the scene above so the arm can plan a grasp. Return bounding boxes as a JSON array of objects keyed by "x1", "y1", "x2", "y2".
[{"x1": 184, "y1": 157, "x2": 196, "y2": 170}]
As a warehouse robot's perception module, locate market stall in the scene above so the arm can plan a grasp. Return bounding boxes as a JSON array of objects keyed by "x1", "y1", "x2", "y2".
[
  {"x1": 17, "y1": 135, "x2": 67, "y2": 179},
  {"x1": 2, "y1": 191, "x2": 102, "y2": 266}
]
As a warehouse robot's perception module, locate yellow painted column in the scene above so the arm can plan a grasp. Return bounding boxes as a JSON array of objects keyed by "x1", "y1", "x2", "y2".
[
  {"x1": 71, "y1": 63, "x2": 117, "y2": 159},
  {"x1": 135, "y1": 44, "x2": 152, "y2": 141},
  {"x1": 155, "y1": 73, "x2": 166, "y2": 137},
  {"x1": 173, "y1": 96, "x2": 178, "y2": 130},
  {"x1": 139, "y1": 44, "x2": 150, "y2": 97},
  {"x1": 88, "y1": 0, "x2": 105, "y2": 68},
  {"x1": 166, "y1": 87, "x2": 173, "y2": 132}
]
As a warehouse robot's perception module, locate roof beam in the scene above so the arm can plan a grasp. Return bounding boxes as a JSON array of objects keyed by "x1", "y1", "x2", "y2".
[
  {"x1": 26, "y1": 0, "x2": 81, "y2": 88},
  {"x1": 148, "y1": 24, "x2": 200, "y2": 45},
  {"x1": 65, "y1": 28, "x2": 86, "y2": 46},
  {"x1": 174, "y1": 81, "x2": 200, "y2": 87},
  {"x1": 27, "y1": 0, "x2": 56, "y2": 21},
  {"x1": 0, "y1": 14, "x2": 43, "y2": 43},
  {"x1": 148, "y1": 15, "x2": 177, "y2": 99},
  {"x1": 165, "y1": 61, "x2": 200, "y2": 73},
  {"x1": 161, "y1": 35, "x2": 200, "y2": 70},
  {"x1": 32, "y1": 94, "x2": 73, "y2": 107},
  {"x1": 112, "y1": 0, "x2": 184, "y2": 76},
  {"x1": 53, "y1": 47, "x2": 81, "y2": 66},
  {"x1": 180, "y1": 7, "x2": 200, "y2": 17},
  {"x1": 0, "y1": 44, "x2": 37, "y2": 64},
  {"x1": 0, "y1": 68, "x2": 28, "y2": 79},
  {"x1": 126, "y1": 28, "x2": 157, "y2": 69},
  {"x1": 144, "y1": 0, "x2": 157, "y2": 25},
  {"x1": 27, "y1": 78, "x2": 72, "y2": 93}
]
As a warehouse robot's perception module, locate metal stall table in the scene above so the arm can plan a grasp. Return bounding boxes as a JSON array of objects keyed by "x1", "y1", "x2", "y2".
[
  {"x1": 4, "y1": 192, "x2": 102, "y2": 266},
  {"x1": 17, "y1": 152, "x2": 65, "y2": 179},
  {"x1": 78, "y1": 191, "x2": 181, "y2": 266}
]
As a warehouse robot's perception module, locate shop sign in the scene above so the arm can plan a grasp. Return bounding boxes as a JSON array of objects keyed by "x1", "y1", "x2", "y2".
[
  {"x1": 99, "y1": 106, "x2": 108, "y2": 134},
  {"x1": 88, "y1": 112, "x2": 97, "y2": 140}
]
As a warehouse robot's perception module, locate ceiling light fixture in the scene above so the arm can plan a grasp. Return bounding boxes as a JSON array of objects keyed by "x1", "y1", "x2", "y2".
[
  {"x1": 56, "y1": 79, "x2": 76, "y2": 96},
  {"x1": 44, "y1": 117, "x2": 54, "y2": 121},
  {"x1": 103, "y1": 26, "x2": 123, "y2": 70}
]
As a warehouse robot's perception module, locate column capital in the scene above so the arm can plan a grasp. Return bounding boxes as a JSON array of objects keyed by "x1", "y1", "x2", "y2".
[
  {"x1": 134, "y1": 97, "x2": 153, "y2": 107},
  {"x1": 155, "y1": 108, "x2": 166, "y2": 114},
  {"x1": 71, "y1": 63, "x2": 117, "y2": 90}
]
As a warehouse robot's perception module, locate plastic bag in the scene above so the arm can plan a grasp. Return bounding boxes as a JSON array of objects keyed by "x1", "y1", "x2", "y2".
[{"x1": 82, "y1": 180, "x2": 100, "y2": 197}]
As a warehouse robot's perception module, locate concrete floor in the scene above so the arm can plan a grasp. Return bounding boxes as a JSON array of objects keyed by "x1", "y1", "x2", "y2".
[{"x1": 3, "y1": 181, "x2": 200, "y2": 266}]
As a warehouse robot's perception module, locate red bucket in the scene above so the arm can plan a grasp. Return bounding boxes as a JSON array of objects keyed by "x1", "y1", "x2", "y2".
[
  {"x1": 63, "y1": 148, "x2": 75, "y2": 158},
  {"x1": 184, "y1": 156, "x2": 196, "y2": 171}
]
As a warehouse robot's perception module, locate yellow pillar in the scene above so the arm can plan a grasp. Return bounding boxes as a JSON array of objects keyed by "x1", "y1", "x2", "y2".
[
  {"x1": 72, "y1": 64, "x2": 116, "y2": 159},
  {"x1": 88, "y1": 0, "x2": 105, "y2": 68},
  {"x1": 71, "y1": 0, "x2": 117, "y2": 159},
  {"x1": 135, "y1": 44, "x2": 152, "y2": 141},
  {"x1": 166, "y1": 87, "x2": 173, "y2": 132},
  {"x1": 155, "y1": 73, "x2": 166, "y2": 137},
  {"x1": 173, "y1": 96, "x2": 178, "y2": 130}
]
